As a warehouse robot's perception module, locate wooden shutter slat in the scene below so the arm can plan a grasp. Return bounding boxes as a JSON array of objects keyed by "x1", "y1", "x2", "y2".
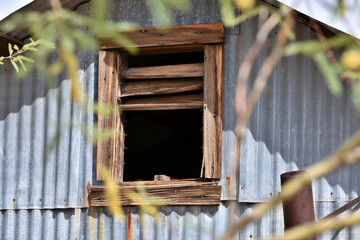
[
  {"x1": 122, "y1": 45, "x2": 204, "y2": 55},
  {"x1": 121, "y1": 78, "x2": 203, "y2": 97},
  {"x1": 121, "y1": 63, "x2": 204, "y2": 79},
  {"x1": 202, "y1": 45, "x2": 223, "y2": 179},
  {"x1": 101, "y1": 23, "x2": 224, "y2": 49},
  {"x1": 97, "y1": 50, "x2": 124, "y2": 182},
  {"x1": 119, "y1": 93, "x2": 203, "y2": 111}
]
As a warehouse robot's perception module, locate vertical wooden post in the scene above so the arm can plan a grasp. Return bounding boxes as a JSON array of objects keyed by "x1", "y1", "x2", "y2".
[
  {"x1": 97, "y1": 50, "x2": 124, "y2": 182},
  {"x1": 202, "y1": 44, "x2": 223, "y2": 179}
]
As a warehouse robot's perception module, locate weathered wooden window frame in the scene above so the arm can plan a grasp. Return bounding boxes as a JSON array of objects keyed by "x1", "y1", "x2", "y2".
[{"x1": 91, "y1": 23, "x2": 224, "y2": 206}]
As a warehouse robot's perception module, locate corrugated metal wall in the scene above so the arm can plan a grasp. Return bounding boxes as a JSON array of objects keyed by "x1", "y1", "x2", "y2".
[
  {"x1": 0, "y1": 55, "x2": 94, "y2": 209},
  {"x1": 236, "y1": 17, "x2": 360, "y2": 202},
  {"x1": 1, "y1": 203, "x2": 359, "y2": 239},
  {"x1": 0, "y1": 0, "x2": 360, "y2": 239}
]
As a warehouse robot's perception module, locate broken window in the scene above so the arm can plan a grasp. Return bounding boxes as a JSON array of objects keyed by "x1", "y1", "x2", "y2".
[{"x1": 92, "y1": 23, "x2": 224, "y2": 206}]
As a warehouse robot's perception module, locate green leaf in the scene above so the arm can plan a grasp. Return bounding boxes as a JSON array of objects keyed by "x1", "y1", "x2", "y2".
[
  {"x1": 18, "y1": 55, "x2": 35, "y2": 63},
  {"x1": 10, "y1": 59, "x2": 19, "y2": 73},
  {"x1": 218, "y1": 0, "x2": 237, "y2": 26},
  {"x1": 8, "y1": 43, "x2": 13, "y2": 55},
  {"x1": 13, "y1": 44, "x2": 19, "y2": 51},
  {"x1": 313, "y1": 51, "x2": 343, "y2": 97},
  {"x1": 18, "y1": 58, "x2": 27, "y2": 71}
]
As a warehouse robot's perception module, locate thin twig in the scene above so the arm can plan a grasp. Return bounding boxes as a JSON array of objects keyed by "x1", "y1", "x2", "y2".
[{"x1": 224, "y1": 11, "x2": 294, "y2": 240}]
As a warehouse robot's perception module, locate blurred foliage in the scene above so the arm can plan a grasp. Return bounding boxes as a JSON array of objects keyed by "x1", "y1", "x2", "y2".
[
  {"x1": 100, "y1": 166, "x2": 163, "y2": 224},
  {"x1": 285, "y1": 35, "x2": 360, "y2": 108},
  {"x1": 99, "y1": 166, "x2": 125, "y2": 222}
]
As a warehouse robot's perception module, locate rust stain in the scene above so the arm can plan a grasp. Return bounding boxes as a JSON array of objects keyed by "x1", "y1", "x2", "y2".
[
  {"x1": 87, "y1": 181, "x2": 92, "y2": 207},
  {"x1": 12, "y1": 199, "x2": 15, "y2": 209},
  {"x1": 226, "y1": 176, "x2": 231, "y2": 198},
  {"x1": 100, "y1": 208, "x2": 104, "y2": 240},
  {"x1": 127, "y1": 208, "x2": 132, "y2": 240}
]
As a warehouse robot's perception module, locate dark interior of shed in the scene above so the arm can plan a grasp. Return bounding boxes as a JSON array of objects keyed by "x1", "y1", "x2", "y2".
[{"x1": 123, "y1": 109, "x2": 203, "y2": 181}]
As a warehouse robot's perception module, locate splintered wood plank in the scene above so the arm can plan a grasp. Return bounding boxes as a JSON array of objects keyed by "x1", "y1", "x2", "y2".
[
  {"x1": 121, "y1": 78, "x2": 203, "y2": 97},
  {"x1": 101, "y1": 23, "x2": 224, "y2": 49},
  {"x1": 202, "y1": 44, "x2": 223, "y2": 179},
  {"x1": 90, "y1": 181, "x2": 221, "y2": 206},
  {"x1": 119, "y1": 93, "x2": 203, "y2": 110},
  {"x1": 97, "y1": 50, "x2": 124, "y2": 182},
  {"x1": 122, "y1": 63, "x2": 203, "y2": 79}
]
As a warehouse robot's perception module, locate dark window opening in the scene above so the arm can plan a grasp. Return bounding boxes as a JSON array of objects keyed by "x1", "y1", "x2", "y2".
[
  {"x1": 123, "y1": 109, "x2": 203, "y2": 181},
  {"x1": 128, "y1": 51, "x2": 204, "y2": 68}
]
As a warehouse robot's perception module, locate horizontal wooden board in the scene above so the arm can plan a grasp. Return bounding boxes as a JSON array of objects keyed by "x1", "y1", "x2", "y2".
[
  {"x1": 122, "y1": 63, "x2": 204, "y2": 79},
  {"x1": 119, "y1": 93, "x2": 203, "y2": 110},
  {"x1": 101, "y1": 23, "x2": 224, "y2": 49},
  {"x1": 121, "y1": 45, "x2": 204, "y2": 55},
  {"x1": 121, "y1": 78, "x2": 203, "y2": 97},
  {"x1": 90, "y1": 181, "x2": 221, "y2": 206}
]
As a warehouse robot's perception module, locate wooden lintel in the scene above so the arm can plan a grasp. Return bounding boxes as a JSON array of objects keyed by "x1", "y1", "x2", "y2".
[
  {"x1": 90, "y1": 181, "x2": 221, "y2": 206},
  {"x1": 122, "y1": 63, "x2": 204, "y2": 79},
  {"x1": 0, "y1": 32, "x2": 23, "y2": 57},
  {"x1": 101, "y1": 23, "x2": 224, "y2": 49}
]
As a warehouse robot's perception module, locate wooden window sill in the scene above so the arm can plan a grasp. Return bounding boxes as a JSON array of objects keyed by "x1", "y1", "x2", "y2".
[{"x1": 90, "y1": 179, "x2": 221, "y2": 206}]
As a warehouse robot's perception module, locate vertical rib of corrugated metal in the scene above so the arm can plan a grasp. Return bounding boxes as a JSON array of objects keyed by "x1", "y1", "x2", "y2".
[
  {"x1": 235, "y1": 17, "x2": 360, "y2": 202},
  {"x1": 0, "y1": 51, "x2": 94, "y2": 209}
]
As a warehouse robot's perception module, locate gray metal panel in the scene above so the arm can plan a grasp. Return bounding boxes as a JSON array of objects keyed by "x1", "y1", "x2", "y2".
[
  {"x1": 234, "y1": 16, "x2": 360, "y2": 202},
  {"x1": 108, "y1": 0, "x2": 221, "y2": 27},
  {"x1": 0, "y1": 202, "x2": 359, "y2": 239},
  {"x1": 0, "y1": 53, "x2": 94, "y2": 209}
]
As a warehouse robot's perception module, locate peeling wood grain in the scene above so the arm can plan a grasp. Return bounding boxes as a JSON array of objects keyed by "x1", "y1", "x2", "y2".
[
  {"x1": 121, "y1": 78, "x2": 203, "y2": 97},
  {"x1": 90, "y1": 181, "x2": 221, "y2": 206},
  {"x1": 122, "y1": 63, "x2": 204, "y2": 79},
  {"x1": 202, "y1": 44, "x2": 223, "y2": 179},
  {"x1": 97, "y1": 50, "x2": 123, "y2": 182},
  {"x1": 101, "y1": 23, "x2": 224, "y2": 49},
  {"x1": 119, "y1": 93, "x2": 203, "y2": 111}
]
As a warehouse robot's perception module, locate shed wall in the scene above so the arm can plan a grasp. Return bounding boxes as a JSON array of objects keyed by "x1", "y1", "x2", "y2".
[{"x1": 0, "y1": 0, "x2": 360, "y2": 239}]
